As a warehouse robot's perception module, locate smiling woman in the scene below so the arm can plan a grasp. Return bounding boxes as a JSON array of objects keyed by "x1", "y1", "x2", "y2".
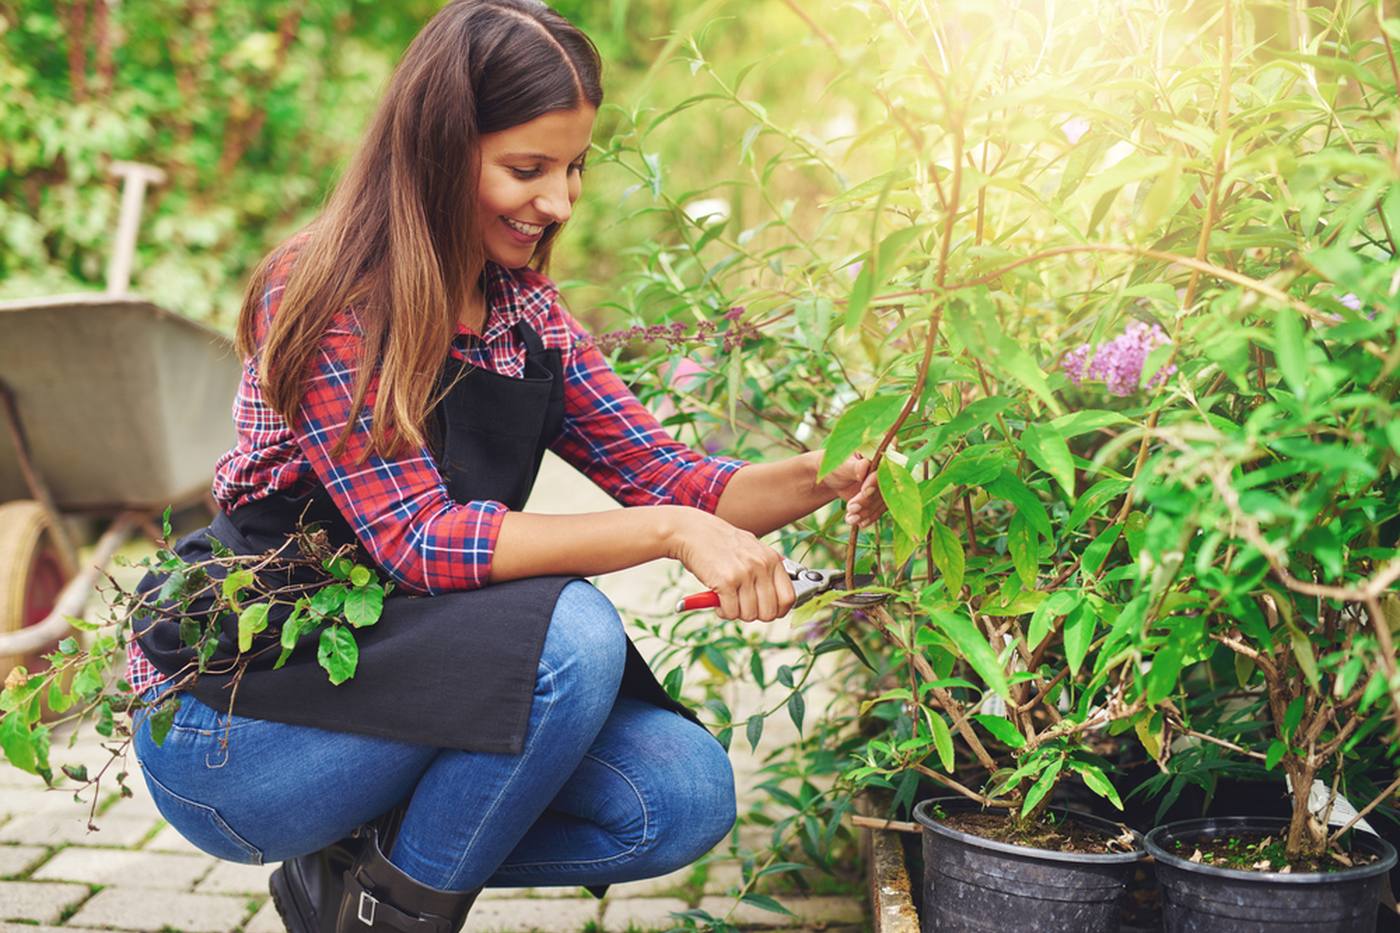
[
  {"x1": 471, "y1": 106, "x2": 596, "y2": 330},
  {"x1": 110, "y1": 1, "x2": 883, "y2": 932}
]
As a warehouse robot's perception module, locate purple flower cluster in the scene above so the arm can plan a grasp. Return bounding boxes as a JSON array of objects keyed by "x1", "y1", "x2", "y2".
[
  {"x1": 586, "y1": 306, "x2": 758, "y2": 354},
  {"x1": 1059, "y1": 321, "x2": 1176, "y2": 397}
]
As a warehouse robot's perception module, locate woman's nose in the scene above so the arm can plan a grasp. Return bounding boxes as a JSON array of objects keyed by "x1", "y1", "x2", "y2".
[{"x1": 535, "y1": 173, "x2": 574, "y2": 224}]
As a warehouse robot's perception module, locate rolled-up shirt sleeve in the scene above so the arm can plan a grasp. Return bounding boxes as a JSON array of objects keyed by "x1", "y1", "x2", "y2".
[
  {"x1": 291, "y1": 311, "x2": 507, "y2": 595},
  {"x1": 550, "y1": 305, "x2": 748, "y2": 513}
]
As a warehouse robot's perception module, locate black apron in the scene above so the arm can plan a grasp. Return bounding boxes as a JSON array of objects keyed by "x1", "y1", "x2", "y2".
[{"x1": 134, "y1": 319, "x2": 701, "y2": 754}]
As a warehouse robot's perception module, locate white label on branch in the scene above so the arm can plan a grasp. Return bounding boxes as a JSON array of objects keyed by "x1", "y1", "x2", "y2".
[{"x1": 1286, "y1": 776, "x2": 1376, "y2": 834}]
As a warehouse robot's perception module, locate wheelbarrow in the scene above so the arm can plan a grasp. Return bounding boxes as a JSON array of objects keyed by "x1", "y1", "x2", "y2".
[{"x1": 0, "y1": 161, "x2": 243, "y2": 680}]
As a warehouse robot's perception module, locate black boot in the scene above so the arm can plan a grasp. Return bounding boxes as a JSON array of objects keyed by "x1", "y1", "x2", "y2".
[
  {"x1": 269, "y1": 809, "x2": 407, "y2": 933},
  {"x1": 269, "y1": 833, "x2": 363, "y2": 933},
  {"x1": 335, "y1": 824, "x2": 479, "y2": 932}
]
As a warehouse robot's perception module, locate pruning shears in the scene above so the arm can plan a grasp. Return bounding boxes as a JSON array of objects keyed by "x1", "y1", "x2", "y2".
[{"x1": 675, "y1": 558, "x2": 888, "y2": 615}]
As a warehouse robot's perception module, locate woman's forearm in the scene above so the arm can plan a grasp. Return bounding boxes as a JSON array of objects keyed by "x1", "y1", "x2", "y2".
[
  {"x1": 714, "y1": 450, "x2": 839, "y2": 537},
  {"x1": 487, "y1": 505, "x2": 686, "y2": 584}
]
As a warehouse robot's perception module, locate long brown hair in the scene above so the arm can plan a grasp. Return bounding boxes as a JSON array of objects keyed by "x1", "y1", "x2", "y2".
[{"x1": 236, "y1": 0, "x2": 603, "y2": 459}]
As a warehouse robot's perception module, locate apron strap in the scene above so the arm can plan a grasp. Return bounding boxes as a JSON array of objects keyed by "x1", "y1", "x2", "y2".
[{"x1": 512, "y1": 318, "x2": 546, "y2": 358}]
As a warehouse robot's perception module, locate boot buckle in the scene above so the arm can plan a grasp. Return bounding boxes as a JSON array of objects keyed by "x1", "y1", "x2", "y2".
[{"x1": 358, "y1": 890, "x2": 378, "y2": 926}]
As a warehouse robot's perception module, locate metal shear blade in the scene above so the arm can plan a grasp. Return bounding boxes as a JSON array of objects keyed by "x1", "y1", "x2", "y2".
[{"x1": 785, "y1": 559, "x2": 885, "y2": 609}]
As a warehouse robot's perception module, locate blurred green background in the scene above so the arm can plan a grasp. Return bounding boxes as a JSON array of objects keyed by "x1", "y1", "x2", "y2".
[{"x1": 0, "y1": 0, "x2": 834, "y2": 332}]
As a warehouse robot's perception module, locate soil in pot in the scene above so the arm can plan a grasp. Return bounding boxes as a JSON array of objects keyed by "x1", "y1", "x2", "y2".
[
  {"x1": 1145, "y1": 817, "x2": 1398, "y2": 933},
  {"x1": 912, "y1": 796, "x2": 1145, "y2": 933}
]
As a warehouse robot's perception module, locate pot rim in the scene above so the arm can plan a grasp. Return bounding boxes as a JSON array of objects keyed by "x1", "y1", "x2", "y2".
[
  {"x1": 1144, "y1": 816, "x2": 1398, "y2": 884},
  {"x1": 912, "y1": 796, "x2": 1145, "y2": 864}
]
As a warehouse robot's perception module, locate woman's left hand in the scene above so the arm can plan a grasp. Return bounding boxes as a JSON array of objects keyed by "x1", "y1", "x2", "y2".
[{"x1": 819, "y1": 452, "x2": 887, "y2": 529}]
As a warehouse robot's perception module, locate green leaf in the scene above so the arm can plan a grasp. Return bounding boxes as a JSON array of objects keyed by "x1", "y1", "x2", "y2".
[
  {"x1": 972, "y1": 714, "x2": 1026, "y2": 748},
  {"x1": 1001, "y1": 347, "x2": 1064, "y2": 416},
  {"x1": 1066, "y1": 480, "x2": 1130, "y2": 534},
  {"x1": 221, "y1": 569, "x2": 254, "y2": 603},
  {"x1": 1020, "y1": 759, "x2": 1063, "y2": 818},
  {"x1": 980, "y1": 589, "x2": 1047, "y2": 617},
  {"x1": 0, "y1": 714, "x2": 36, "y2": 774},
  {"x1": 1028, "y1": 591, "x2": 1080, "y2": 649},
  {"x1": 1305, "y1": 245, "x2": 1364, "y2": 288},
  {"x1": 987, "y1": 474, "x2": 1052, "y2": 539},
  {"x1": 748, "y1": 651, "x2": 766, "y2": 687},
  {"x1": 739, "y1": 892, "x2": 796, "y2": 918},
  {"x1": 929, "y1": 712, "x2": 955, "y2": 772},
  {"x1": 148, "y1": 697, "x2": 179, "y2": 748},
  {"x1": 317, "y1": 626, "x2": 359, "y2": 686},
  {"x1": 237, "y1": 604, "x2": 270, "y2": 653},
  {"x1": 931, "y1": 610, "x2": 1011, "y2": 700},
  {"x1": 1274, "y1": 308, "x2": 1308, "y2": 399},
  {"x1": 1081, "y1": 524, "x2": 1123, "y2": 576},
  {"x1": 1007, "y1": 512, "x2": 1038, "y2": 587},
  {"x1": 1136, "y1": 155, "x2": 1182, "y2": 234},
  {"x1": 1234, "y1": 651, "x2": 1256, "y2": 687},
  {"x1": 844, "y1": 255, "x2": 875, "y2": 333},
  {"x1": 787, "y1": 692, "x2": 806, "y2": 736},
  {"x1": 1074, "y1": 153, "x2": 1172, "y2": 210},
  {"x1": 310, "y1": 584, "x2": 349, "y2": 618},
  {"x1": 343, "y1": 586, "x2": 384, "y2": 628},
  {"x1": 1069, "y1": 760, "x2": 1123, "y2": 809},
  {"x1": 349, "y1": 565, "x2": 372, "y2": 588},
  {"x1": 818, "y1": 395, "x2": 906, "y2": 479},
  {"x1": 878, "y1": 458, "x2": 924, "y2": 540},
  {"x1": 157, "y1": 569, "x2": 189, "y2": 603},
  {"x1": 1383, "y1": 185, "x2": 1400, "y2": 250},
  {"x1": 1063, "y1": 603, "x2": 1097, "y2": 676},
  {"x1": 927, "y1": 521, "x2": 965, "y2": 596},
  {"x1": 1019, "y1": 424, "x2": 1075, "y2": 499},
  {"x1": 928, "y1": 445, "x2": 1010, "y2": 498},
  {"x1": 1283, "y1": 695, "x2": 1305, "y2": 741},
  {"x1": 46, "y1": 681, "x2": 73, "y2": 715},
  {"x1": 280, "y1": 606, "x2": 308, "y2": 651},
  {"x1": 746, "y1": 714, "x2": 764, "y2": 752},
  {"x1": 1265, "y1": 738, "x2": 1287, "y2": 771},
  {"x1": 927, "y1": 397, "x2": 1017, "y2": 450},
  {"x1": 323, "y1": 556, "x2": 353, "y2": 581},
  {"x1": 1289, "y1": 625, "x2": 1319, "y2": 688},
  {"x1": 57, "y1": 637, "x2": 78, "y2": 655},
  {"x1": 1145, "y1": 630, "x2": 1186, "y2": 704},
  {"x1": 845, "y1": 225, "x2": 928, "y2": 333},
  {"x1": 1050, "y1": 410, "x2": 1131, "y2": 439},
  {"x1": 662, "y1": 665, "x2": 685, "y2": 700},
  {"x1": 71, "y1": 663, "x2": 103, "y2": 698}
]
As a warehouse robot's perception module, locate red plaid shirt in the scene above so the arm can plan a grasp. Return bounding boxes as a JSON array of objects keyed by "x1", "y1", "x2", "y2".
[{"x1": 129, "y1": 242, "x2": 745, "y2": 693}]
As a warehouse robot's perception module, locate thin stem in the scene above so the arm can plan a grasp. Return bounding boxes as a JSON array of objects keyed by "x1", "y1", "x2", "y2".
[{"x1": 1327, "y1": 771, "x2": 1400, "y2": 847}]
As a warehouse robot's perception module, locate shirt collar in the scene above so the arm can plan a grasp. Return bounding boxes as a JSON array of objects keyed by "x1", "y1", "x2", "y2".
[{"x1": 457, "y1": 262, "x2": 556, "y2": 344}]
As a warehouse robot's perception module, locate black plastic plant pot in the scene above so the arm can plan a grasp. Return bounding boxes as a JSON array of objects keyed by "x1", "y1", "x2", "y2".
[
  {"x1": 1144, "y1": 817, "x2": 1398, "y2": 933},
  {"x1": 911, "y1": 796, "x2": 1145, "y2": 932}
]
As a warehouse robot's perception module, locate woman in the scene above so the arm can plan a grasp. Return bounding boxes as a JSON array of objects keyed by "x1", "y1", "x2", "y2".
[{"x1": 128, "y1": 2, "x2": 884, "y2": 931}]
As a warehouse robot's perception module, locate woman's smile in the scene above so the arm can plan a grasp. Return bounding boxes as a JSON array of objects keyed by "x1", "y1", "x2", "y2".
[{"x1": 501, "y1": 216, "x2": 547, "y2": 241}]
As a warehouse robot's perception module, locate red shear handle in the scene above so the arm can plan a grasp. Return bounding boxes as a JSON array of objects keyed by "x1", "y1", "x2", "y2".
[{"x1": 676, "y1": 591, "x2": 722, "y2": 612}]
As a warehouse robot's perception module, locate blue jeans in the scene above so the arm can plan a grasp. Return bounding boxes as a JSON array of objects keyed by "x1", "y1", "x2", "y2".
[{"x1": 132, "y1": 581, "x2": 736, "y2": 892}]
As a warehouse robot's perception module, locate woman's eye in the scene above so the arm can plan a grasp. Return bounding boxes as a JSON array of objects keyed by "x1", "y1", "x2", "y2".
[{"x1": 508, "y1": 163, "x2": 584, "y2": 180}]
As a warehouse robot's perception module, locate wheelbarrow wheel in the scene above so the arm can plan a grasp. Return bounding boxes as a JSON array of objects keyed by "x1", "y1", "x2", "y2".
[{"x1": 0, "y1": 500, "x2": 71, "y2": 684}]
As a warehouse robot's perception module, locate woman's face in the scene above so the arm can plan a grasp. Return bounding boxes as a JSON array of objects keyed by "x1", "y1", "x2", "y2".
[{"x1": 475, "y1": 105, "x2": 596, "y2": 268}]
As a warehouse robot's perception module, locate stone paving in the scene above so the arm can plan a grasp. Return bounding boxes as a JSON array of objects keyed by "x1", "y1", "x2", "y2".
[{"x1": 0, "y1": 455, "x2": 867, "y2": 932}]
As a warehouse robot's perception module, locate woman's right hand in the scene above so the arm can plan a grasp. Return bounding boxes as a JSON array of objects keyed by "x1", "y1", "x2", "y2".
[{"x1": 662, "y1": 507, "x2": 796, "y2": 623}]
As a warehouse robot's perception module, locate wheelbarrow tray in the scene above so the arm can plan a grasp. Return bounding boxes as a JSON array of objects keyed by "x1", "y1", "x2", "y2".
[{"x1": 0, "y1": 293, "x2": 242, "y2": 513}]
